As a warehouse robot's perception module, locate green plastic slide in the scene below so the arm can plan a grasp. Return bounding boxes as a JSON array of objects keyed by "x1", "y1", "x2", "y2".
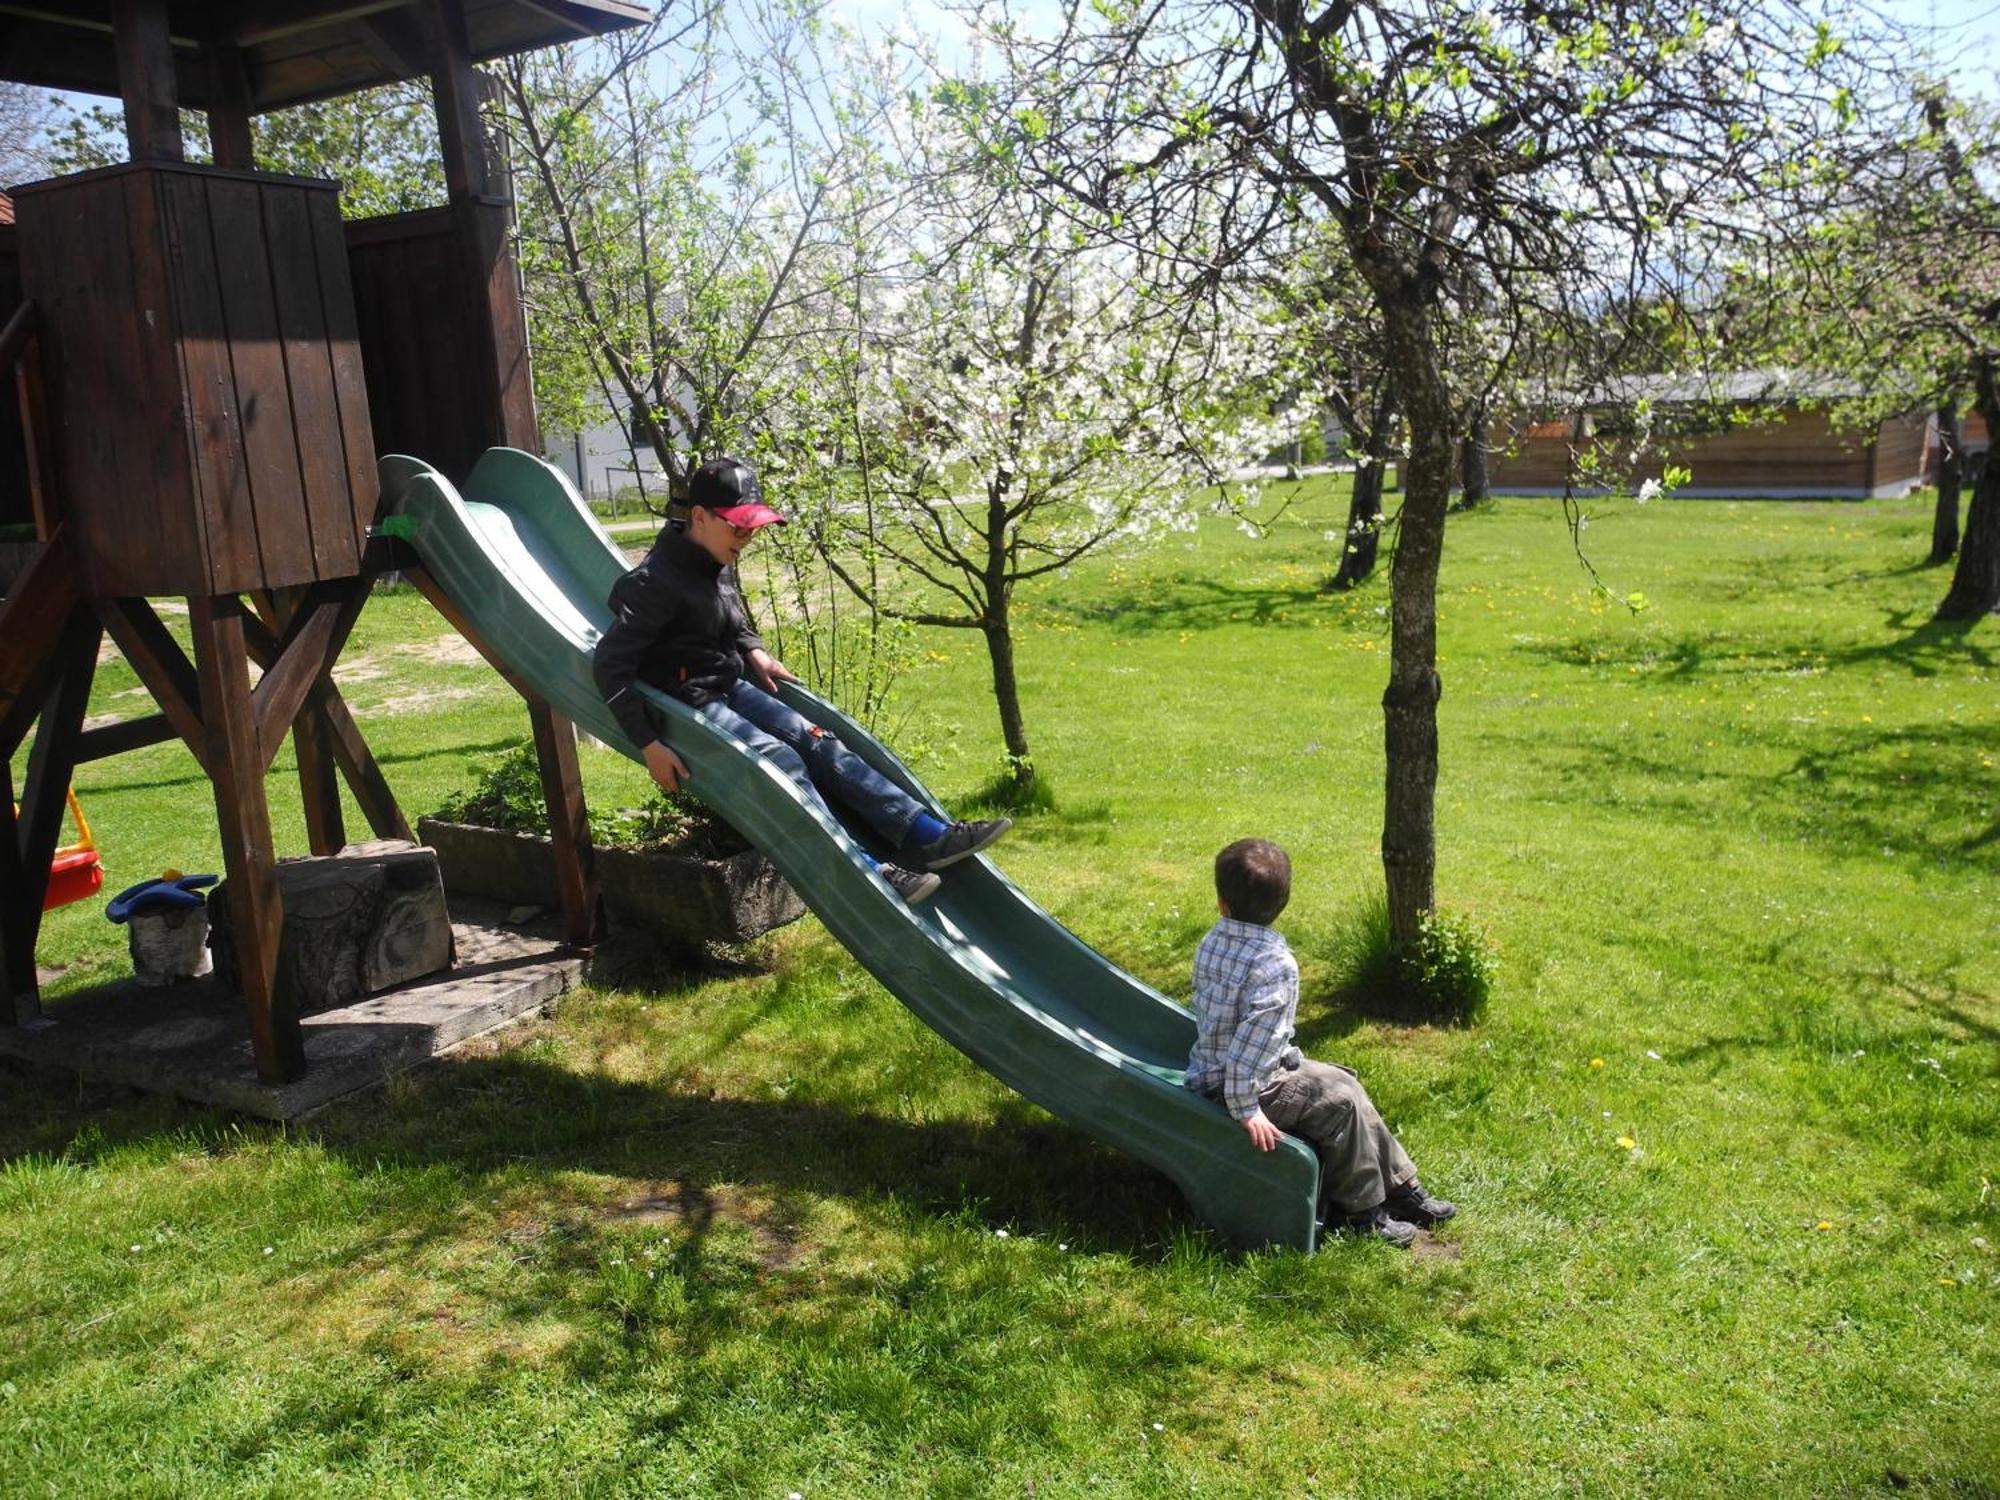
[{"x1": 381, "y1": 448, "x2": 1322, "y2": 1251}]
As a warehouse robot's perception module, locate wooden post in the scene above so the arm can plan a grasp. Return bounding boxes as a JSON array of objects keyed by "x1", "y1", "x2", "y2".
[
  {"x1": 206, "y1": 41, "x2": 257, "y2": 171},
  {"x1": 529, "y1": 702, "x2": 604, "y2": 949},
  {"x1": 423, "y1": 0, "x2": 539, "y2": 458},
  {"x1": 111, "y1": 0, "x2": 184, "y2": 164},
  {"x1": 192, "y1": 594, "x2": 304, "y2": 1083}
]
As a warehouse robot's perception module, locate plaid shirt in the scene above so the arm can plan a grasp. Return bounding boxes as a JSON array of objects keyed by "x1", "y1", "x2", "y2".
[{"x1": 1184, "y1": 917, "x2": 1302, "y2": 1120}]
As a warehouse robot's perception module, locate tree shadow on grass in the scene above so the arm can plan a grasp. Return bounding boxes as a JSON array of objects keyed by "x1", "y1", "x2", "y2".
[
  {"x1": 1496, "y1": 716, "x2": 1998, "y2": 875},
  {"x1": 1032, "y1": 575, "x2": 1337, "y2": 637},
  {"x1": 1514, "y1": 609, "x2": 1992, "y2": 681}
]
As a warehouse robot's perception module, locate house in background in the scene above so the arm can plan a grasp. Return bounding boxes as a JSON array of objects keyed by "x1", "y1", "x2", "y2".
[
  {"x1": 1487, "y1": 371, "x2": 1937, "y2": 499},
  {"x1": 543, "y1": 408, "x2": 667, "y2": 506}
]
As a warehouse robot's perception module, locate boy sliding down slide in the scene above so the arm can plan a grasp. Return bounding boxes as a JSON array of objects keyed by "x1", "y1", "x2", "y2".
[
  {"x1": 591, "y1": 456, "x2": 1009, "y2": 905},
  {"x1": 1185, "y1": 838, "x2": 1459, "y2": 1247}
]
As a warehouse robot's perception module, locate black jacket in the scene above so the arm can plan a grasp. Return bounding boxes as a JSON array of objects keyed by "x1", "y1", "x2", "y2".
[{"x1": 591, "y1": 528, "x2": 767, "y2": 749}]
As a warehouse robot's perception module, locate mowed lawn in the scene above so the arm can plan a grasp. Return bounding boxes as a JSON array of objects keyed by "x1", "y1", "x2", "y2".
[{"x1": 2, "y1": 485, "x2": 1994, "y2": 1498}]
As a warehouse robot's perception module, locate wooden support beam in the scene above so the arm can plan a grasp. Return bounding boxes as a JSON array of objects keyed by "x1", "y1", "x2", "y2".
[
  {"x1": 530, "y1": 701, "x2": 603, "y2": 950},
  {"x1": 76, "y1": 713, "x2": 181, "y2": 762},
  {"x1": 95, "y1": 598, "x2": 209, "y2": 773},
  {"x1": 311, "y1": 680, "x2": 410, "y2": 841},
  {"x1": 248, "y1": 580, "x2": 368, "y2": 771},
  {"x1": 245, "y1": 591, "x2": 408, "y2": 845},
  {"x1": 0, "y1": 760, "x2": 38, "y2": 1024},
  {"x1": 422, "y1": 0, "x2": 540, "y2": 456},
  {"x1": 1, "y1": 608, "x2": 100, "y2": 1023},
  {"x1": 0, "y1": 525, "x2": 79, "y2": 759},
  {"x1": 205, "y1": 40, "x2": 257, "y2": 169},
  {"x1": 111, "y1": 0, "x2": 185, "y2": 163},
  {"x1": 192, "y1": 594, "x2": 303, "y2": 1084}
]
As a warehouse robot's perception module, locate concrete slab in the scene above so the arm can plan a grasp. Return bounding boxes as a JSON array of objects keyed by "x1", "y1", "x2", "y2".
[{"x1": 0, "y1": 899, "x2": 583, "y2": 1120}]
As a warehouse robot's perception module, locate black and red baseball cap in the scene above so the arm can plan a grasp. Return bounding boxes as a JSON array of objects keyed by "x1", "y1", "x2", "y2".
[{"x1": 688, "y1": 457, "x2": 785, "y2": 528}]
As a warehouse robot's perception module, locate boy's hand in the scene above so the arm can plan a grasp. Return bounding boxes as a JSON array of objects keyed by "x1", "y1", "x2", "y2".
[
  {"x1": 746, "y1": 648, "x2": 799, "y2": 694},
  {"x1": 644, "y1": 740, "x2": 691, "y2": 792},
  {"x1": 1241, "y1": 1109, "x2": 1281, "y2": 1152}
]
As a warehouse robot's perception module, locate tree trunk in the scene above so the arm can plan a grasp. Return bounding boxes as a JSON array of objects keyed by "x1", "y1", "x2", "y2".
[
  {"x1": 982, "y1": 607, "x2": 1034, "y2": 791},
  {"x1": 1457, "y1": 409, "x2": 1490, "y2": 510},
  {"x1": 1931, "y1": 403, "x2": 1962, "y2": 566},
  {"x1": 1937, "y1": 377, "x2": 2000, "y2": 619},
  {"x1": 1374, "y1": 305, "x2": 1451, "y2": 950},
  {"x1": 1331, "y1": 387, "x2": 1395, "y2": 589}
]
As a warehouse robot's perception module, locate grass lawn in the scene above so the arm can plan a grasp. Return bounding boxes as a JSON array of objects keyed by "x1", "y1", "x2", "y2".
[{"x1": 2, "y1": 485, "x2": 1995, "y2": 1497}]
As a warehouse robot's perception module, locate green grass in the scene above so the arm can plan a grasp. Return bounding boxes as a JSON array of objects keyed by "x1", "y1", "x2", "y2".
[{"x1": 4, "y1": 486, "x2": 1996, "y2": 1497}]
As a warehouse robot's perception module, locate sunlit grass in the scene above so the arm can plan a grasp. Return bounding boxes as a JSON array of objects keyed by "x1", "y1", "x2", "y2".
[{"x1": 4, "y1": 486, "x2": 1995, "y2": 1496}]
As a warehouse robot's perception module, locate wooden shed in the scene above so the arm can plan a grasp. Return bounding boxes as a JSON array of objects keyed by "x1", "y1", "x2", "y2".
[
  {"x1": 0, "y1": 1, "x2": 642, "y2": 1084},
  {"x1": 1487, "y1": 371, "x2": 1935, "y2": 499}
]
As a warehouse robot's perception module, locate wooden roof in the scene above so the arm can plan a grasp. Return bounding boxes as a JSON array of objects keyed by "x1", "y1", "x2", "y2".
[{"x1": 0, "y1": 2, "x2": 650, "y2": 113}]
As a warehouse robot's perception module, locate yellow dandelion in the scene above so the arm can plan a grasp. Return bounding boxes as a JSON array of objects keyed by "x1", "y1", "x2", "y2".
[
  {"x1": 1616, "y1": 1136, "x2": 1637, "y2": 1150},
  {"x1": 1590, "y1": 1058, "x2": 1606, "y2": 1069},
  {"x1": 1815, "y1": 1221, "x2": 1834, "y2": 1231}
]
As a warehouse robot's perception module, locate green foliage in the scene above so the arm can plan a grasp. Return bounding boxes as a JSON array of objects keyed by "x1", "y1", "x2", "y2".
[
  {"x1": 434, "y1": 743, "x2": 745, "y2": 857},
  {"x1": 1297, "y1": 424, "x2": 1329, "y2": 466},
  {"x1": 964, "y1": 754, "x2": 1059, "y2": 815},
  {"x1": 1322, "y1": 891, "x2": 1495, "y2": 1026},
  {"x1": 1402, "y1": 907, "x2": 1497, "y2": 1025}
]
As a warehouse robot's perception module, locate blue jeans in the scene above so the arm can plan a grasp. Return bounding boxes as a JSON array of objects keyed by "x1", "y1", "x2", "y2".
[{"x1": 698, "y1": 679, "x2": 927, "y2": 845}]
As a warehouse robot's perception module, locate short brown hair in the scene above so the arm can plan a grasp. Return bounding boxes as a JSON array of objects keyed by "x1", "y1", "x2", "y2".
[{"x1": 1215, "y1": 838, "x2": 1291, "y2": 925}]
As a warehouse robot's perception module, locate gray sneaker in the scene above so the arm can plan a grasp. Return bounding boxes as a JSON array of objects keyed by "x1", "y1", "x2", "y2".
[
  {"x1": 912, "y1": 817, "x2": 1013, "y2": 870},
  {"x1": 1337, "y1": 1205, "x2": 1420, "y2": 1249},
  {"x1": 880, "y1": 863, "x2": 942, "y2": 905}
]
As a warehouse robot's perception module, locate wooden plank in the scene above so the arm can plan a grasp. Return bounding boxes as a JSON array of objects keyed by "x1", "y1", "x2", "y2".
[
  {"x1": 94, "y1": 597, "x2": 210, "y2": 772},
  {"x1": 13, "y1": 333, "x2": 58, "y2": 542},
  {"x1": 111, "y1": 0, "x2": 185, "y2": 163},
  {"x1": 529, "y1": 700, "x2": 603, "y2": 949},
  {"x1": 303, "y1": 188, "x2": 378, "y2": 547},
  {"x1": 206, "y1": 176, "x2": 317, "y2": 590},
  {"x1": 18, "y1": 173, "x2": 150, "y2": 596},
  {"x1": 191, "y1": 592, "x2": 304, "y2": 1084},
  {"x1": 77, "y1": 712, "x2": 181, "y2": 762},
  {"x1": 118, "y1": 167, "x2": 209, "y2": 593},
  {"x1": 158, "y1": 169, "x2": 260, "y2": 596},
  {"x1": 261, "y1": 187, "x2": 356, "y2": 578}
]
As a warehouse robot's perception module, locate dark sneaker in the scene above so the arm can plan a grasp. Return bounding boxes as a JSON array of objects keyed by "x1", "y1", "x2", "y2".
[
  {"x1": 1337, "y1": 1205, "x2": 1420, "y2": 1249},
  {"x1": 1384, "y1": 1179, "x2": 1457, "y2": 1227},
  {"x1": 880, "y1": 863, "x2": 942, "y2": 905},
  {"x1": 912, "y1": 817, "x2": 1012, "y2": 871}
]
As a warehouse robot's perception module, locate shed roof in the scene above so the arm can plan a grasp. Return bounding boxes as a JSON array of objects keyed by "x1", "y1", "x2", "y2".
[{"x1": 0, "y1": 2, "x2": 649, "y2": 114}]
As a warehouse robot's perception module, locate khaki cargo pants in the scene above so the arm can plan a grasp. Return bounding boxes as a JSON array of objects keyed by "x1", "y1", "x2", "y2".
[{"x1": 1259, "y1": 1059, "x2": 1417, "y2": 1216}]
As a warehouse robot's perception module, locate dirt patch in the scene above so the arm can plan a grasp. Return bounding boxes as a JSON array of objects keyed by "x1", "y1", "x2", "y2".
[
  {"x1": 1410, "y1": 1233, "x2": 1463, "y2": 1262},
  {"x1": 595, "y1": 1179, "x2": 803, "y2": 1270},
  {"x1": 374, "y1": 685, "x2": 481, "y2": 716}
]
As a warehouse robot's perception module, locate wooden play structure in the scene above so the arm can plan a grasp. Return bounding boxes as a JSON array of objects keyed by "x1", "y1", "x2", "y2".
[{"x1": 0, "y1": 1, "x2": 644, "y2": 1083}]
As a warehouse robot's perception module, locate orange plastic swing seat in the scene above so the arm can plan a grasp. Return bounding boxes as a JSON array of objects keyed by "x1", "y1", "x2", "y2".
[{"x1": 37, "y1": 788, "x2": 104, "y2": 911}]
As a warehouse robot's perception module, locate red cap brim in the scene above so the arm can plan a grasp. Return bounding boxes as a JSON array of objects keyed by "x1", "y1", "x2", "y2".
[{"x1": 711, "y1": 502, "x2": 786, "y2": 528}]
